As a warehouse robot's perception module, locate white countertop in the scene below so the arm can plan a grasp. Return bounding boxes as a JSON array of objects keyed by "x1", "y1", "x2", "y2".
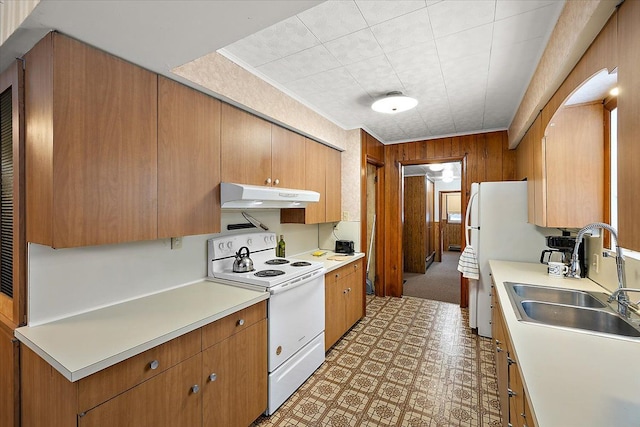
[
  {"x1": 293, "y1": 250, "x2": 365, "y2": 273},
  {"x1": 490, "y1": 260, "x2": 640, "y2": 426},
  {"x1": 15, "y1": 280, "x2": 269, "y2": 382}
]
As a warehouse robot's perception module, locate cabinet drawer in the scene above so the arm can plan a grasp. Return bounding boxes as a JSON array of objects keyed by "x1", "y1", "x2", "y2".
[
  {"x1": 202, "y1": 301, "x2": 266, "y2": 350},
  {"x1": 331, "y1": 259, "x2": 362, "y2": 281},
  {"x1": 78, "y1": 329, "x2": 201, "y2": 413}
]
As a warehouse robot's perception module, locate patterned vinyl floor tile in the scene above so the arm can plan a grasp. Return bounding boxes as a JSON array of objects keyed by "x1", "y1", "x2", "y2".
[{"x1": 253, "y1": 296, "x2": 502, "y2": 427}]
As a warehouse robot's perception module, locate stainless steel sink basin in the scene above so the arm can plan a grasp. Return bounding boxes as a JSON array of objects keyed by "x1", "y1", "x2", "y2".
[
  {"x1": 503, "y1": 282, "x2": 640, "y2": 338},
  {"x1": 520, "y1": 301, "x2": 640, "y2": 337},
  {"x1": 509, "y1": 283, "x2": 607, "y2": 308}
]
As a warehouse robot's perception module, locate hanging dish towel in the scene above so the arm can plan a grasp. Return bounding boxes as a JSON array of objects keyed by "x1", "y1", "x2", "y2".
[{"x1": 457, "y1": 245, "x2": 479, "y2": 280}]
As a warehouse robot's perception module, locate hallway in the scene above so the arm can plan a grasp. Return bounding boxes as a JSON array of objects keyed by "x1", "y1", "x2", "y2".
[{"x1": 403, "y1": 251, "x2": 462, "y2": 304}]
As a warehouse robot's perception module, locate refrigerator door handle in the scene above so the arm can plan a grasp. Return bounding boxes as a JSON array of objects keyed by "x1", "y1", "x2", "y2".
[{"x1": 464, "y1": 192, "x2": 478, "y2": 246}]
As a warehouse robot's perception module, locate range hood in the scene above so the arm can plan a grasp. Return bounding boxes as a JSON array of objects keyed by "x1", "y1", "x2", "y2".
[{"x1": 221, "y1": 182, "x2": 320, "y2": 209}]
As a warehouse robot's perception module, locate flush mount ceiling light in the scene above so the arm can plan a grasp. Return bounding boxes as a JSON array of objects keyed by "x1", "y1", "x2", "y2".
[
  {"x1": 610, "y1": 87, "x2": 619, "y2": 96},
  {"x1": 371, "y1": 91, "x2": 418, "y2": 114},
  {"x1": 429, "y1": 164, "x2": 444, "y2": 171}
]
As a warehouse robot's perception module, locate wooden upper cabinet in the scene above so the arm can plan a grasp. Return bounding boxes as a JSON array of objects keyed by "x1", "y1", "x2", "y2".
[
  {"x1": 538, "y1": 103, "x2": 603, "y2": 228},
  {"x1": 281, "y1": 142, "x2": 342, "y2": 224},
  {"x1": 158, "y1": 77, "x2": 221, "y2": 238},
  {"x1": 271, "y1": 125, "x2": 305, "y2": 189},
  {"x1": 302, "y1": 138, "x2": 327, "y2": 224},
  {"x1": 618, "y1": 0, "x2": 640, "y2": 250},
  {"x1": 220, "y1": 104, "x2": 271, "y2": 186},
  {"x1": 325, "y1": 147, "x2": 341, "y2": 222},
  {"x1": 25, "y1": 33, "x2": 158, "y2": 248}
]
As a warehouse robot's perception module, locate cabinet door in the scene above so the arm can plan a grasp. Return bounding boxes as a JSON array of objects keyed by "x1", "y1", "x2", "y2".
[
  {"x1": 618, "y1": 0, "x2": 640, "y2": 250},
  {"x1": 492, "y1": 294, "x2": 509, "y2": 427},
  {"x1": 158, "y1": 76, "x2": 221, "y2": 238},
  {"x1": 303, "y1": 139, "x2": 327, "y2": 224},
  {"x1": 79, "y1": 354, "x2": 202, "y2": 427},
  {"x1": 25, "y1": 33, "x2": 158, "y2": 248},
  {"x1": 220, "y1": 104, "x2": 271, "y2": 186},
  {"x1": 202, "y1": 320, "x2": 267, "y2": 427},
  {"x1": 271, "y1": 126, "x2": 305, "y2": 189},
  {"x1": 0, "y1": 325, "x2": 19, "y2": 427},
  {"x1": 543, "y1": 104, "x2": 603, "y2": 227},
  {"x1": 325, "y1": 147, "x2": 341, "y2": 222},
  {"x1": 345, "y1": 261, "x2": 364, "y2": 328},
  {"x1": 324, "y1": 271, "x2": 345, "y2": 351}
]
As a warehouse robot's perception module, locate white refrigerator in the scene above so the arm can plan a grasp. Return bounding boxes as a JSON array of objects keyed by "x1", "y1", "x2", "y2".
[{"x1": 466, "y1": 181, "x2": 556, "y2": 337}]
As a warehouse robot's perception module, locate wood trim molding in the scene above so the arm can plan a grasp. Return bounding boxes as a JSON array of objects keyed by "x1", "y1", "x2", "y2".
[{"x1": 0, "y1": 59, "x2": 26, "y2": 328}]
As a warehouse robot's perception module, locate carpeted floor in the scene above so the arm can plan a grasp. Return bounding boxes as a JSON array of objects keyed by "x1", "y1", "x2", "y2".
[
  {"x1": 403, "y1": 251, "x2": 461, "y2": 304},
  {"x1": 253, "y1": 296, "x2": 501, "y2": 426}
]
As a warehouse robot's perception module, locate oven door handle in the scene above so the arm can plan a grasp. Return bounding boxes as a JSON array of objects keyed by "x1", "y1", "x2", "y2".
[{"x1": 269, "y1": 268, "x2": 327, "y2": 295}]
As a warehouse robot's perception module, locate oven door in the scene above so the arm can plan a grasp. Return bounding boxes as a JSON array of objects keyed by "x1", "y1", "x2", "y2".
[{"x1": 267, "y1": 272, "x2": 325, "y2": 372}]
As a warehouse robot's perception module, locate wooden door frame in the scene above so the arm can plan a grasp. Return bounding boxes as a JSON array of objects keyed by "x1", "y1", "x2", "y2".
[
  {"x1": 398, "y1": 157, "x2": 468, "y2": 307},
  {"x1": 362, "y1": 157, "x2": 385, "y2": 297}
]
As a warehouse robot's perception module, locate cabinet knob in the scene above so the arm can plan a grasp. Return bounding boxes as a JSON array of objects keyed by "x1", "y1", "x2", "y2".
[
  {"x1": 274, "y1": 179, "x2": 280, "y2": 185},
  {"x1": 343, "y1": 289, "x2": 348, "y2": 294},
  {"x1": 496, "y1": 347, "x2": 503, "y2": 353},
  {"x1": 507, "y1": 388, "x2": 517, "y2": 397},
  {"x1": 149, "y1": 360, "x2": 159, "y2": 370},
  {"x1": 191, "y1": 385, "x2": 200, "y2": 394},
  {"x1": 209, "y1": 373, "x2": 217, "y2": 382},
  {"x1": 237, "y1": 319, "x2": 245, "y2": 326},
  {"x1": 266, "y1": 178, "x2": 272, "y2": 184},
  {"x1": 507, "y1": 356, "x2": 516, "y2": 366},
  {"x1": 347, "y1": 287, "x2": 351, "y2": 292},
  {"x1": 495, "y1": 339, "x2": 501, "y2": 345}
]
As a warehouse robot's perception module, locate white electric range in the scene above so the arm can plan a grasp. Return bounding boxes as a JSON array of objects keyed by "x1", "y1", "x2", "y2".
[{"x1": 206, "y1": 232, "x2": 326, "y2": 415}]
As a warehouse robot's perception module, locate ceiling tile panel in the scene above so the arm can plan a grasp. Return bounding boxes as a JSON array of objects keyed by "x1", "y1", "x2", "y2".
[
  {"x1": 435, "y1": 23, "x2": 493, "y2": 62},
  {"x1": 297, "y1": 0, "x2": 368, "y2": 43},
  {"x1": 493, "y1": 4, "x2": 563, "y2": 48},
  {"x1": 345, "y1": 55, "x2": 404, "y2": 96},
  {"x1": 257, "y1": 44, "x2": 342, "y2": 83},
  {"x1": 495, "y1": 0, "x2": 558, "y2": 21},
  {"x1": 286, "y1": 67, "x2": 361, "y2": 94},
  {"x1": 325, "y1": 28, "x2": 384, "y2": 65},
  {"x1": 223, "y1": 16, "x2": 320, "y2": 67},
  {"x1": 355, "y1": 0, "x2": 427, "y2": 26},
  {"x1": 370, "y1": 8, "x2": 434, "y2": 52},
  {"x1": 428, "y1": 0, "x2": 495, "y2": 39}
]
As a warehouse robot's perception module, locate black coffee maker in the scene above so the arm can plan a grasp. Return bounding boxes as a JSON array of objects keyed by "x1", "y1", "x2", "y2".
[{"x1": 540, "y1": 234, "x2": 587, "y2": 277}]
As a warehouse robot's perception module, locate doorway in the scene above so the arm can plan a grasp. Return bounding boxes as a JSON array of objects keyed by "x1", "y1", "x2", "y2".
[
  {"x1": 365, "y1": 161, "x2": 384, "y2": 296},
  {"x1": 402, "y1": 161, "x2": 462, "y2": 304}
]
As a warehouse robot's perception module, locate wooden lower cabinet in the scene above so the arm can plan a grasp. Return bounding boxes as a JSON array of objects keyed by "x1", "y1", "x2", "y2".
[
  {"x1": 21, "y1": 301, "x2": 268, "y2": 427},
  {"x1": 325, "y1": 259, "x2": 365, "y2": 351},
  {"x1": 202, "y1": 320, "x2": 267, "y2": 427},
  {"x1": 79, "y1": 354, "x2": 202, "y2": 427},
  {"x1": 0, "y1": 324, "x2": 19, "y2": 427},
  {"x1": 491, "y1": 283, "x2": 537, "y2": 427}
]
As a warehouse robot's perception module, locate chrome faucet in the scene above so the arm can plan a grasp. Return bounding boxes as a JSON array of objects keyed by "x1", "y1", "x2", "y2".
[{"x1": 568, "y1": 223, "x2": 630, "y2": 317}]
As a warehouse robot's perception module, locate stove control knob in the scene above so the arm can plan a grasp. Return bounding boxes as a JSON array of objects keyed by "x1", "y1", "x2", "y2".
[
  {"x1": 226, "y1": 242, "x2": 233, "y2": 249},
  {"x1": 264, "y1": 236, "x2": 270, "y2": 244},
  {"x1": 247, "y1": 239, "x2": 252, "y2": 246},
  {"x1": 218, "y1": 243, "x2": 224, "y2": 250},
  {"x1": 270, "y1": 235, "x2": 276, "y2": 243}
]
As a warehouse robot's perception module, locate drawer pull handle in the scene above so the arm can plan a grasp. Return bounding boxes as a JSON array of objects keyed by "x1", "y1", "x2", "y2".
[
  {"x1": 508, "y1": 388, "x2": 517, "y2": 397},
  {"x1": 149, "y1": 360, "x2": 159, "y2": 370},
  {"x1": 237, "y1": 319, "x2": 245, "y2": 326},
  {"x1": 209, "y1": 373, "x2": 217, "y2": 382},
  {"x1": 191, "y1": 385, "x2": 200, "y2": 394}
]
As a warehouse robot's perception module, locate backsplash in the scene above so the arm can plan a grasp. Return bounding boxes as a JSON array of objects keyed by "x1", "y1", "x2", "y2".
[
  {"x1": 28, "y1": 210, "x2": 320, "y2": 326},
  {"x1": 586, "y1": 235, "x2": 640, "y2": 293}
]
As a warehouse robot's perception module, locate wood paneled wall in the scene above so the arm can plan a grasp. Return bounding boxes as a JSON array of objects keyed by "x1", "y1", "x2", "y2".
[{"x1": 382, "y1": 131, "x2": 515, "y2": 297}]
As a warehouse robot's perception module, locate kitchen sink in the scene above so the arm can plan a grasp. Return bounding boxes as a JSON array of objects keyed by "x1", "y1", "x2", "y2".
[
  {"x1": 508, "y1": 283, "x2": 607, "y2": 308},
  {"x1": 504, "y1": 282, "x2": 640, "y2": 338},
  {"x1": 520, "y1": 301, "x2": 640, "y2": 337}
]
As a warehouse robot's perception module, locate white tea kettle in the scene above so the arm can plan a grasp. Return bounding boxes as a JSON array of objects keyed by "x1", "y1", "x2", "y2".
[{"x1": 233, "y1": 246, "x2": 254, "y2": 273}]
